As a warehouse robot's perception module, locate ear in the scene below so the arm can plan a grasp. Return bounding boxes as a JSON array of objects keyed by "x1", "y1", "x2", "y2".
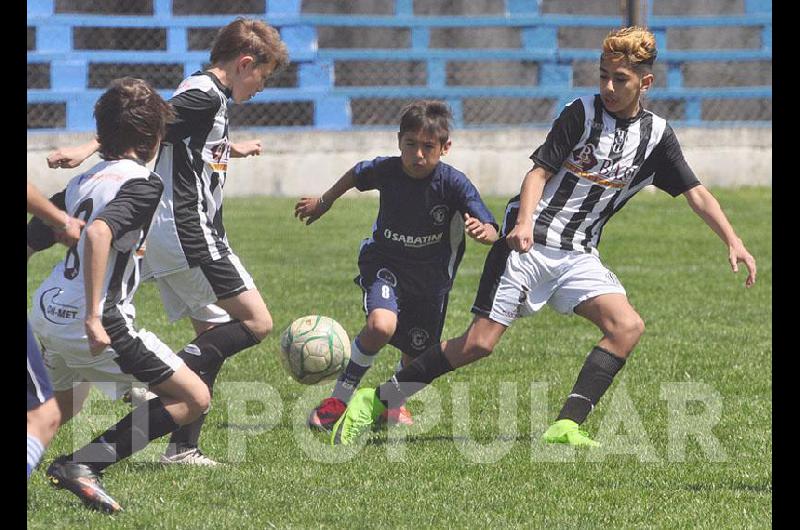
[
  {"x1": 440, "y1": 139, "x2": 452, "y2": 156},
  {"x1": 397, "y1": 132, "x2": 403, "y2": 150},
  {"x1": 640, "y1": 72, "x2": 654, "y2": 93},
  {"x1": 237, "y1": 54, "x2": 255, "y2": 72}
]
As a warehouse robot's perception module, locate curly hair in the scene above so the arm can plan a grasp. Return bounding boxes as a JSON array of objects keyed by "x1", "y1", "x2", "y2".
[{"x1": 601, "y1": 26, "x2": 658, "y2": 72}]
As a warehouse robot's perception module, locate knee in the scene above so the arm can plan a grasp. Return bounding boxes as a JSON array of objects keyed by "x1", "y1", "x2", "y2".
[
  {"x1": 246, "y1": 311, "x2": 273, "y2": 342},
  {"x1": 464, "y1": 336, "x2": 495, "y2": 362},
  {"x1": 187, "y1": 385, "x2": 211, "y2": 418},
  {"x1": 610, "y1": 314, "x2": 645, "y2": 345},
  {"x1": 365, "y1": 314, "x2": 396, "y2": 344}
]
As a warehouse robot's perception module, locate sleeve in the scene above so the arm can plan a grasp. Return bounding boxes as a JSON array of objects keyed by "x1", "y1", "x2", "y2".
[
  {"x1": 26, "y1": 189, "x2": 67, "y2": 251},
  {"x1": 95, "y1": 177, "x2": 164, "y2": 248},
  {"x1": 530, "y1": 98, "x2": 586, "y2": 173},
  {"x1": 454, "y1": 175, "x2": 498, "y2": 230},
  {"x1": 166, "y1": 89, "x2": 221, "y2": 142},
  {"x1": 650, "y1": 125, "x2": 702, "y2": 197},
  {"x1": 352, "y1": 157, "x2": 389, "y2": 192}
]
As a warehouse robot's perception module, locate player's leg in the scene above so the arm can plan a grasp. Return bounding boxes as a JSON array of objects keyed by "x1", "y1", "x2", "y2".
[
  {"x1": 543, "y1": 255, "x2": 636, "y2": 446},
  {"x1": 47, "y1": 330, "x2": 208, "y2": 514},
  {"x1": 27, "y1": 322, "x2": 60, "y2": 479},
  {"x1": 154, "y1": 258, "x2": 269, "y2": 462},
  {"x1": 309, "y1": 276, "x2": 398, "y2": 431},
  {"x1": 331, "y1": 237, "x2": 548, "y2": 444}
]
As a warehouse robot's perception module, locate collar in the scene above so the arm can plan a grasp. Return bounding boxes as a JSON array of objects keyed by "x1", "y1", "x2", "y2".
[{"x1": 201, "y1": 70, "x2": 233, "y2": 99}]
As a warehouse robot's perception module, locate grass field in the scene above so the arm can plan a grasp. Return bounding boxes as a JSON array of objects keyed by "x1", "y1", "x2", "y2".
[{"x1": 27, "y1": 187, "x2": 771, "y2": 528}]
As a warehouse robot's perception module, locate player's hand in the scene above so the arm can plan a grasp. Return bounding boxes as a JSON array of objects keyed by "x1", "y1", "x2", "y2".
[
  {"x1": 294, "y1": 196, "x2": 329, "y2": 225},
  {"x1": 231, "y1": 139, "x2": 262, "y2": 158},
  {"x1": 728, "y1": 239, "x2": 757, "y2": 287},
  {"x1": 464, "y1": 213, "x2": 496, "y2": 244},
  {"x1": 53, "y1": 215, "x2": 85, "y2": 247},
  {"x1": 47, "y1": 145, "x2": 92, "y2": 169},
  {"x1": 506, "y1": 221, "x2": 533, "y2": 253},
  {"x1": 85, "y1": 316, "x2": 111, "y2": 356}
]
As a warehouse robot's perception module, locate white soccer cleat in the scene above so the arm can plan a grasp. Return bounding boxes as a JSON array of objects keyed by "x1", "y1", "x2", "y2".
[
  {"x1": 122, "y1": 386, "x2": 158, "y2": 407},
  {"x1": 160, "y1": 447, "x2": 220, "y2": 466}
]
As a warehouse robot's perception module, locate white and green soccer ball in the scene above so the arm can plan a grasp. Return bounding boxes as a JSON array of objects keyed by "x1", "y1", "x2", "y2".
[{"x1": 279, "y1": 315, "x2": 351, "y2": 385}]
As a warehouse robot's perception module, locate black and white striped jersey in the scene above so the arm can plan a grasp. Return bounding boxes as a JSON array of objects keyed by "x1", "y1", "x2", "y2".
[
  {"x1": 27, "y1": 159, "x2": 163, "y2": 353},
  {"x1": 518, "y1": 95, "x2": 700, "y2": 255},
  {"x1": 143, "y1": 71, "x2": 232, "y2": 278}
]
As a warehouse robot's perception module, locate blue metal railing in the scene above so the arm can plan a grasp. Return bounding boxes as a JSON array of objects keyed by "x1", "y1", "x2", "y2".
[{"x1": 27, "y1": 0, "x2": 772, "y2": 131}]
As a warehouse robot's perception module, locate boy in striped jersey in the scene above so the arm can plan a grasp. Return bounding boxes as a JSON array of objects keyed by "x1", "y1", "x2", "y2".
[
  {"x1": 28, "y1": 78, "x2": 211, "y2": 513},
  {"x1": 330, "y1": 26, "x2": 757, "y2": 446},
  {"x1": 46, "y1": 18, "x2": 290, "y2": 465}
]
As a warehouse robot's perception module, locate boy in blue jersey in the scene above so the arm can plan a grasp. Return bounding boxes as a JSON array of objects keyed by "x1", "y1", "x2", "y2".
[{"x1": 295, "y1": 101, "x2": 498, "y2": 431}]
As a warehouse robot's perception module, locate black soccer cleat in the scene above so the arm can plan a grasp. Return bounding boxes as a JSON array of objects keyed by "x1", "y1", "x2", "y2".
[{"x1": 46, "y1": 456, "x2": 123, "y2": 514}]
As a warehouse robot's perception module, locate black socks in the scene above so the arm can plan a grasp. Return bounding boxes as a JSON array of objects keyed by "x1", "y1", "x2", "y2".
[
  {"x1": 376, "y1": 343, "x2": 454, "y2": 408},
  {"x1": 557, "y1": 346, "x2": 627, "y2": 424}
]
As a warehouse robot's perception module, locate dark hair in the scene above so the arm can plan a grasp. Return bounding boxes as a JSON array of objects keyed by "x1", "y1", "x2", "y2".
[
  {"x1": 94, "y1": 77, "x2": 175, "y2": 162},
  {"x1": 399, "y1": 100, "x2": 452, "y2": 145},
  {"x1": 210, "y1": 17, "x2": 289, "y2": 70}
]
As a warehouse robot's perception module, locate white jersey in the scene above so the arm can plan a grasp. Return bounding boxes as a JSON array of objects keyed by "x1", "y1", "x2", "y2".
[
  {"x1": 143, "y1": 71, "x2": 233, "y2": 278},
  {"x1": 525, "y1": 95, "x2": 700, "y2": 255},
  {"x1": 28, "y1": 159, "x2": 163, "y2": 365}
]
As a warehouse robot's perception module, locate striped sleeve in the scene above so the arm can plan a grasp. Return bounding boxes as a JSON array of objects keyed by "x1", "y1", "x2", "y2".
[
  {"x1": 650, "y1": 125, "x2": 701, "y2": 197},
  {"x1": 530, "y1": 98, "x2": 586, "y2": 173}
]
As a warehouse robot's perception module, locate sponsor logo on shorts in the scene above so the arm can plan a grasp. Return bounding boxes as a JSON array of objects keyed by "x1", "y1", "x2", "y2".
[
  {"x1": 377, "y1": 268, "x2": 398, "y2": 287},
  {"x1": 429, "y1": 205, "x2": 449, "y2": 225},
  {"x1": 383, "y1": 229, "x2": 443, "y2": 248},
  {"x1": 39, "y1": 288, "x2": 80, "y2": 325},
  {"x1": 409, "y1": 327, "x2": 430, "y2": 350}
]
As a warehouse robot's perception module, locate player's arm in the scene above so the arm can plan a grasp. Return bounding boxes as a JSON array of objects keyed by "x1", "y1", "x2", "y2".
[
  {"x1": 83, "y1": 218, "x2": 113, "y2": 355},
  {"x1": 506, "y1": 164, "x2": 553, "y2": 253},
  {"x1": 230, "y1": 139, "x2": 262, "y2": 158},
  {"x1": 294, "y1": 167, "x2": 357, "y2": 225},
  {"x1": 46, "y1": 138, "x2": 100, "y2": 169},
  {"x1": 27, "y1": 183, "x2": 84, "y2": 247},
  {"x1": 683, "y1": 185, "x2": 756, "y2": 287}
]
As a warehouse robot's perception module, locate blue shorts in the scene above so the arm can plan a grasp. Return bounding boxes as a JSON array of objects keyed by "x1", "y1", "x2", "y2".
[
  {"x1": 355, "y1": 264, "x2": 450, "y2": 357},
  {"x1": 27, "y1": 320, "x2": 54, "y2": 411}
]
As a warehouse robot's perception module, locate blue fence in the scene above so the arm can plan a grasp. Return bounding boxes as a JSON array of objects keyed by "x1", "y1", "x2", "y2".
[{"x1": 27, "y1": 0, "x2": 772, "y2": 131}]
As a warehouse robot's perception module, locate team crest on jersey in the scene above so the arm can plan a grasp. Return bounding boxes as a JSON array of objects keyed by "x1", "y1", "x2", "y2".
[
  {"x1": 571, "y1": 144, "x2": 598, "y2": 171},
  {"x1": 409, "y1": 327, "x2": 430, "y2": 350},
  {"x1": 39, "y1": 287, "x2": 80, "y2": 325},
  {"x1": 611, "y1": 129, "x2": 628, "y2": 155},
  {"x1": 429, "y1": 205, "x2": 449, "y2": 225}
]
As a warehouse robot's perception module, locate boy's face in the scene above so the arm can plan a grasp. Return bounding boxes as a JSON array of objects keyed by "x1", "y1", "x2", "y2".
[
  {"x1": 599, "y1": 57, "x2": 653, "y2": 118},
  {"x1": 231, "y1": 56, "x2": 277, "y2": 103},
  {"x1": 397, "y1": 129, "x2": 451, "y2": 179}
]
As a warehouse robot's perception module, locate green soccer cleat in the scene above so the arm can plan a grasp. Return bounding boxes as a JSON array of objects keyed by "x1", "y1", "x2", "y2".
[
  {"x1": 542, "y1": 419, "x2": 601, "y2": 447},
  {"x1": 330, "y1": 388, "x2": 386, "y2": 446}
]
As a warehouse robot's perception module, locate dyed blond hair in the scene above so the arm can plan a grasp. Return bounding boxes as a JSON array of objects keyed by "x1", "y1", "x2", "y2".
[{"x1": 601, "y1": 26, "x2": 657, "y2": 72}]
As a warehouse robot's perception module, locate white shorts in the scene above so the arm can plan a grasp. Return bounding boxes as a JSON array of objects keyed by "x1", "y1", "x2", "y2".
[
  {"x1": 32, "y1": 321, "x2": 183, "y2": 400},
  {"x1": 472, "y1": 243, "x2": 626, "y2": 327},
  {"x1": 154, "y1": 252, "x2": 255, "y2": 323}
]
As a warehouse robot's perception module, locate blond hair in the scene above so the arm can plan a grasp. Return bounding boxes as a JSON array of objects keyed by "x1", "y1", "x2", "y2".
[{"x1": 601, "y1": 26, "x2": 657, "y2": 71}]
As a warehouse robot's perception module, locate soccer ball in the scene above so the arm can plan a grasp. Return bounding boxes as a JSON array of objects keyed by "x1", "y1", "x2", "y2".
[{"x1": 279, "y1": 315, "x2": 351, "y2": 385}]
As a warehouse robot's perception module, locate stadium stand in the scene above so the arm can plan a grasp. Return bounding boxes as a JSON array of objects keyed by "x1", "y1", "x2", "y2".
[{"x1": 27, "y1": 0, "x2": 771, "y2": 131}]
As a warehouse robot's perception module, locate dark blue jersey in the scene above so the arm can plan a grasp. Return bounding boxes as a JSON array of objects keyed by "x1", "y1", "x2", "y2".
[{"x1": 354, "y1": 156, "x2": 497, "y2": 296}]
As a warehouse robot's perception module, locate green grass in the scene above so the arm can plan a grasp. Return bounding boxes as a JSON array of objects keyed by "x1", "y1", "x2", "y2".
[{"x1": 27, "y1": 188, "x2": 772, "y2": 528}]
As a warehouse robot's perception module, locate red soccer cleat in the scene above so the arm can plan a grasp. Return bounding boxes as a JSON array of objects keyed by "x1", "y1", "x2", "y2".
[
  {"x1": 307, "y1": 397, "x2": 347, "y2": 432},
  {"x1": 375, "y1": 405, "x2": 414, "y2": 429}
]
